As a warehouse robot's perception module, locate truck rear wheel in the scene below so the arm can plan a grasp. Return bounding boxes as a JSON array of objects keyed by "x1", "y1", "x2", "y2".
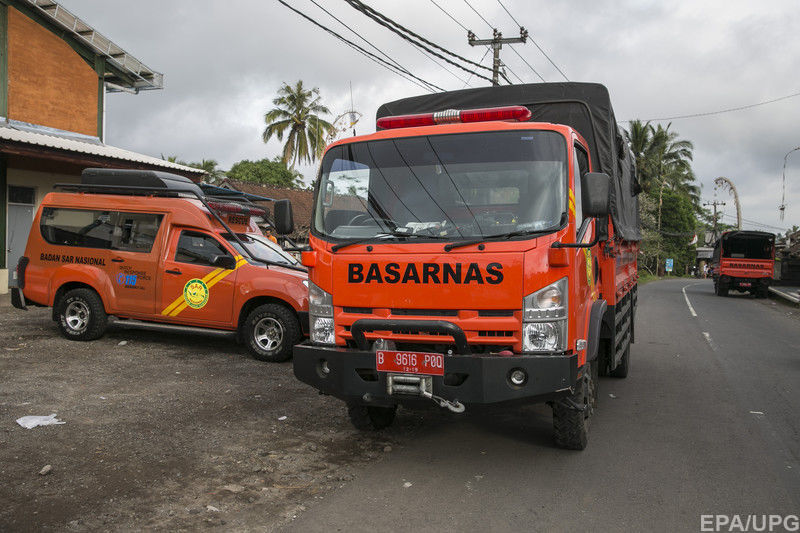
[
  {"x1": 347, "y1": 403, "x2": 397, "y2": 431},
  {"x1": 243, "y1": 303, "x2": 300, "y2": 362},
  {"x1": 56, "y1": 288, "x2": 108, "y2": 341},
  {"x1": 553, "y1": 361, "x2": 595, "y2": 450}
]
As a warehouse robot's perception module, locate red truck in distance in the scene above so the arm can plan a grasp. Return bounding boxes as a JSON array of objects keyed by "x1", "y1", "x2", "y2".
[{"x1": 711, "y1": 230, "x2": 775, "y2": 297}]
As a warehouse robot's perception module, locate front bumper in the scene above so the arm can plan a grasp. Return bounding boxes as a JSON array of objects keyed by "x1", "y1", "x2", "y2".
[{"x1": 293, "y1": 343, "x2": 578, "y2": 407}]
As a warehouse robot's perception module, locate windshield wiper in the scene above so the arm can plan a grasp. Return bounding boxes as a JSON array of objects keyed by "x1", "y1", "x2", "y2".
[
  {"x1": 331, "y1": 231, "x2": 449, "y2": 252},
  {"x1": 443, "y1": 229, "x2": 548, "y2": 252}
]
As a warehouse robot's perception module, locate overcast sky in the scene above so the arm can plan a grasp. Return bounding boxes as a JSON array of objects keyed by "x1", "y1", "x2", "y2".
[{"x1": 61, "y1": 0, "x2": 800, "y2": 234}]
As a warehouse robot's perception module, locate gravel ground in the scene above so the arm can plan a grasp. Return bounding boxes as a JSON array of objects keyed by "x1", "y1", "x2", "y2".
[{"x1": 0, "y1": 301, "x2": 422, "y2": 531}]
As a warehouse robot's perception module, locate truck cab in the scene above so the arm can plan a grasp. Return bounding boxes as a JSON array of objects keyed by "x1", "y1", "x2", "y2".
[
  {"x1": 11, "y1": 168, "x2": 309, "y2": 362},
  {"x1": 291, "y1": 83, "x2": 640, "y2": 449},
  {"x1": 711, "y1": 230, "x2": 775, "y2": 297}
]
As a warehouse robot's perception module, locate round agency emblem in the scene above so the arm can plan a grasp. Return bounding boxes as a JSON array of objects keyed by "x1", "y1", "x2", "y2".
[{"x1": 183, "y1": 278, "x2": 209, "y2": 309}]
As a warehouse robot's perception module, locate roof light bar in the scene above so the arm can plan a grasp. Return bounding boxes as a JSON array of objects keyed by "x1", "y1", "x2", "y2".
[
  {"x1": 206, "y1": 200, "x2": 266, "y2": 217},
  {"x1": 377, "y1": 105, "x2": 531, "y2": 130}
]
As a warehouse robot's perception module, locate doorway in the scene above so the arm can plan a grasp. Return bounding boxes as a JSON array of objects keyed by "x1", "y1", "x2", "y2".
[{"x1": 7, "y1": 186, "x2": 35, "y2": 286}]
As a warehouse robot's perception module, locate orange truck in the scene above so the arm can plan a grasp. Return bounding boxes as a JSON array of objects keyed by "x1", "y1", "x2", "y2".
[
  {"x1": 711, "y1": 230, "x2": 775, "y2": 297},
  {"x1": 288, "y1": 83, "x2": 640, "y2": 449},
  {"x1": 10, "y1": 169, "x2": 309, "y2": 362}
]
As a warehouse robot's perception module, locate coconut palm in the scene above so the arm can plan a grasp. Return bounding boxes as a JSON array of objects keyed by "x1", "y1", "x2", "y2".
[{"x1": 262, "y1": 81, "x2": 336, "y2": 168}]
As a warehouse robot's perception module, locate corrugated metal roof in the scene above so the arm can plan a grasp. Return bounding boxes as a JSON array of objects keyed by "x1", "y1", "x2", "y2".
[{"x1": 0, "y1": 121, "x2": 204, "y2": 174}]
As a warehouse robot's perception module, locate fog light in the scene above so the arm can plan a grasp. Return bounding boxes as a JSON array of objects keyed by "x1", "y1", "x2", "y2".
[
  {"x1": 509, "y1": 368, "x2": 527, "y2": 386},
  {"x1": 321, "y1": 360, "x2": 330, "y2": 375}
]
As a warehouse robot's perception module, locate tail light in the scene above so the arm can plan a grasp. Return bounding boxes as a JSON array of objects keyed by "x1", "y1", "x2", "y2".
[
  {"x1": 16, "y1": 256, "x2": 29, "y2": 289},
  {"x1": 377, "y1": 105, "x2": 532, "y2": 130}
]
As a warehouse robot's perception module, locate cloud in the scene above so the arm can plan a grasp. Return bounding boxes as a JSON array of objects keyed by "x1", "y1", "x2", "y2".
[{"x1": 62, "y1": 0, "x2": 800, "y2": 231}]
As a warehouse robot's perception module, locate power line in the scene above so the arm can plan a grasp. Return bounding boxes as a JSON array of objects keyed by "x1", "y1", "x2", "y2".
[
  {"x1": 428, "y1": 0, "x2": 469, "y2": 32},
  {"x1": 623, "y1": 90, "x2": 800, "y2": 122},
  {"x1": 721, "y1": 213, "x2": 788, "y2": 232},
  {"x1": 310, "y1": 0, "x2": 469, "y2": 88},
  {"x1": 462, "y1": 0, "x2": 547, "y2": 83},
  {"x1": 306, "y1": 0, "x2": 441, "y2": 92},
  {"x1": 277, "y1": 0, "x2": 441, "y2": 92},
  {"x1": 509, "y1": 45, "x2": 545, "y2": 82},
  {"x1": 462, "y1": 0, "x2": 493, "y2": 28},
  {"x1": 496, "y1": 0, "x2": 521, "y2": 27},
  {"x1": 494, "y1": 0, "x2": 568, "y2": 81},
  {"x1": 463, "y1": 48, "x2": 489, "y2": 88},
  {"x1": 344, "y1": 0, "x2": 495, "y2": 85}
]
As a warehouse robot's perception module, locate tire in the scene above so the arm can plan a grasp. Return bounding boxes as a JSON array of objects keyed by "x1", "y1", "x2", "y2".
[
  {"x1": 553, "y1": 362, "x2": 595, "y2": 450},
  {"x1": 347, "y1": 403, "x2": 397, "y2": 431},
  {"x1": 243, "y1": 303, "x2": 300, "y2": 362},
  {"x1": 609, "y1": 344, "x2": 629, "y2": 378},
  {"x1": 56, "y1": 288, "x2": 108, "y2": 341}
]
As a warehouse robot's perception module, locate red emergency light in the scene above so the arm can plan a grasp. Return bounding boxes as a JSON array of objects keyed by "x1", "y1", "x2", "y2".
[{"x1": 376, "y1": 105, "x2": 531, "y2": 130}]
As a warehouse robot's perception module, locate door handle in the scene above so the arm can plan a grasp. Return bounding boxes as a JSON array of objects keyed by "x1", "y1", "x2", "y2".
[
  {"x1": 165, "y1": 269, "x2": 182, "y2": 275},
  {"x1": 111, "y1": 257, "x2": 125, "y2": 263}
]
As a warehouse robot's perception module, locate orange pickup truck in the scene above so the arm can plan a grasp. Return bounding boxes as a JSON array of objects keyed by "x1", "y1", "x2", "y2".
[{"x1": 11, "y1": 168, "x2": 308, "y2": 362}]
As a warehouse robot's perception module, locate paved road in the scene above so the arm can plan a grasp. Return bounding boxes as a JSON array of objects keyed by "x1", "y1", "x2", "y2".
[{"x1": 288, "y1": 279, "x2": 800, "y2": 532}]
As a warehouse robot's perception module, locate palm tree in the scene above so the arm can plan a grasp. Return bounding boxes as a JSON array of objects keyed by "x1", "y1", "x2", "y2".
[
  {"x1": 262, "y1": 81, "x2": 336, "y2": 168},
  {"x1": 187, "y1": 159, "x2": 226, "y2": 183}
]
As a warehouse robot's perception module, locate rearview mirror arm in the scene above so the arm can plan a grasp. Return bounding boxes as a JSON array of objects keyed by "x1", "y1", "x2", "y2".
[{"x1": 551, "y1": 217, "x2": 603, "y2": 249}]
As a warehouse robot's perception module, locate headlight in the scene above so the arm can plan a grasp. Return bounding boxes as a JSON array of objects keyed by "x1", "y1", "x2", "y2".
[
  {"x1": 522, "y1": 278, "x2": 567, "y2": 352},
  {"x1": 308, "y1": 282, "x2": 335, "y2": 344},
  {"x1": 311, "y1": 316, "x2": 335, "y2": 345}
]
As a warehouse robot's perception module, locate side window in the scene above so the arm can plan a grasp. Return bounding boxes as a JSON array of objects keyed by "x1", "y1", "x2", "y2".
[
  {"x1": 112, "y1": 213, "x2": 164, "y2": 253},
  {"x1": 174, "y1": 231, "x2": 232, "y2": 267},
  {"x1": 573, "y1": 144, "x2": 590, "y2": 232},
  {"x1": 40, "y1": 207, "x2": 115, "y2": 249}
]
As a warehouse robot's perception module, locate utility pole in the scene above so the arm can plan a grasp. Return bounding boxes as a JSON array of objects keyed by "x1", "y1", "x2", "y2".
[
  {"x1": 703, "y1": 200, "x2": 726, "y2": 242},
  {"x1": 468, "y1": 28, "x2": 527, "y2": 86}
]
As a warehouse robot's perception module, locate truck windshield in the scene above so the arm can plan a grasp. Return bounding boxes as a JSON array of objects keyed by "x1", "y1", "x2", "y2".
[
  {"x1": 721, "y1": 234, "x2": 773, "y2": 260},
  {"x1": 314, "y1": 130, "x2": 567, "y2": 241}
]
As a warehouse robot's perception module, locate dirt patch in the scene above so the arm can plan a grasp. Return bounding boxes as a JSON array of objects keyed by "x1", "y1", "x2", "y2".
[{"x1": 0, "y1": 305, "x2": 422, "y2": 531}]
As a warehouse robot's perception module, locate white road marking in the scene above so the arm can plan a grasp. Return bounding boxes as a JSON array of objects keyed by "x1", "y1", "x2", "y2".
[
  {"x1": 702, "y1": 331, "x2": 717, "y2": 351},
  {"x1": 682, "y1": 284, "x2": 699, "y2": 317}
]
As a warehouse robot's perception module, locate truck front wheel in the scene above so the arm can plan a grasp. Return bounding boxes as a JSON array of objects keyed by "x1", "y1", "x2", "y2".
[
  {"x1": 56, "y1": 288, "x2": 108, "y2": 341},
  {"x1": 347, "y1": 403, "x2": 397, "y2": 431},
  {"x1": 243, "y1": 304, "x2": 300, "y2": 362},
  {"x1": 553, "y1": 361, "x2": 596, "y2": 450}
]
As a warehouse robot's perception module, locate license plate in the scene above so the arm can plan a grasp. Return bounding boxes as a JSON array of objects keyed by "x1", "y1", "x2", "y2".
[
  {"x1": 376, "y1": 350, "x2": 444, "y2": 376},
  {"x1": 740, "y1": 282, "x2": 751, "y2": 287}
]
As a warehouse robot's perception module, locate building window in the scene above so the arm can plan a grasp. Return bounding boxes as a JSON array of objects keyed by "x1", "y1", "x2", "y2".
[{"x1": 8, "y1": 186, "x2": 35, "y2": 205}]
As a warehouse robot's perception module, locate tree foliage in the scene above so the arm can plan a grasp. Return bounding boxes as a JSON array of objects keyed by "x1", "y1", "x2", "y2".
[
  {"x1": 226, "y1": 157, "x2": 302, "y2": 188},
  {"x1": 263, "y1": 80, "x2": 336, "y2": 168},
  {"x1": 625, "y1": 121, "x2": 703, "y2": 274}
]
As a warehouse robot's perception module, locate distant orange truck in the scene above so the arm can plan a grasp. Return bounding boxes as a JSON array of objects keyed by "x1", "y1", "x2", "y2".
[
  {"x1": 11, "y1": 169, "x2": 308, "y2": 361},
  {"x1": 711, "y1": 230, "x2": 775, "y2": 297}
]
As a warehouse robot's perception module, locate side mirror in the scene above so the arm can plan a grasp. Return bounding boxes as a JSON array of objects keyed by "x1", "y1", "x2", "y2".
[
  {"x1": 581, "y1": 172, "x2": 610, "y2": 218},
  {"x1": 212, "y1": 255, "x2": 237, "y2": 270},
  {"x1": 274, "y1": 199, "x2": 294, "y2": 236}
]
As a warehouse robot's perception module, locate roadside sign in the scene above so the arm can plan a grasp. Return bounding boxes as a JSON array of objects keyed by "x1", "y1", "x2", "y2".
[{"x1": 665, "y1": 258, "x2": 674, "y2": 272}]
